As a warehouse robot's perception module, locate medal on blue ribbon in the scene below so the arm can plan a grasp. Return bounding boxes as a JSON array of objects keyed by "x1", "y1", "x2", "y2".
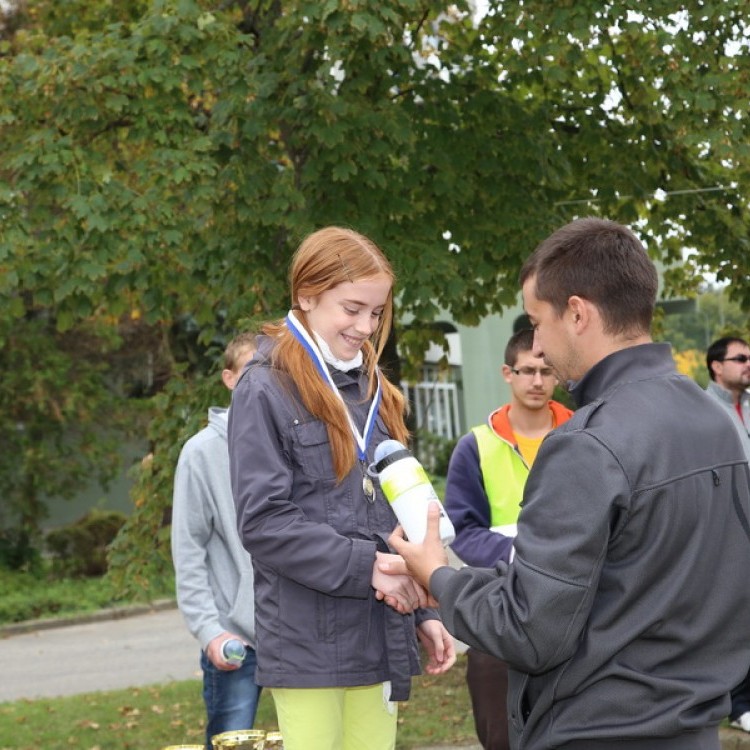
[{"x1": 286, "y1": 311, "x2": 381, "y2": 501}]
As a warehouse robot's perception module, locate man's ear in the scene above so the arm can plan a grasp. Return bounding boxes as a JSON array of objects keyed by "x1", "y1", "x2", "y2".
[
  {"x1": 568, "y1": 295, "x2": 589, "y2": 329},
  {"x1": 501, "y1": 363, "x2": 513, "y2": 384}
]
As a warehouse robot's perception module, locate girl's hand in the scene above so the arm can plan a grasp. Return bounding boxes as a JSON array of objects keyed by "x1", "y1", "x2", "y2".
[
  {"x1": 372, "y1": 552, "x2": 430, "y2": 614},
  {"x1": 417, "y1": 619, "x2": 457, "y2": 674}
]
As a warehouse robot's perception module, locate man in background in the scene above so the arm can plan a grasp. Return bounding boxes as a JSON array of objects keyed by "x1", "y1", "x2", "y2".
[
  {"x1": 705, "y1": 336, "x2": 750, "y2": 460},
  {"x1": 444, "y1": 327, "x2": 572, "y2": 750},
  {"x1": 706, "y1": 335, "x2": 750, "y2": 732},
  {"x1": 171, "y1": 332, "x2": 260, "y2": 749}
]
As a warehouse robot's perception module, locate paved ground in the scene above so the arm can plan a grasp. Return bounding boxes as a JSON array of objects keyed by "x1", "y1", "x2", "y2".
[
  {"x1": 0, "y1": 601, "x2": 199, "y2": 703},
  {"x1": 1, "y1": 603, "x2": 749, "y2": 749}
]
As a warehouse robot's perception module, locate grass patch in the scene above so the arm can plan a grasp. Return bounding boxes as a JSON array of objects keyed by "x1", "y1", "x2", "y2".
[
  {"x1": 0, "y1": 567, "x2": 175, "y2": 626},
  {"x1": 0, "y1": 656, "x2": 475, "y2": 749},
  {"x1": 397, "y1": 660, "x2": 476, "y2": 748}
]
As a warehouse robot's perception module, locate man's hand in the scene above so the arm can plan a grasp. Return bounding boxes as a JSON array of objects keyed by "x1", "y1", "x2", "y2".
[{"x1": 387, "y1": 502, "x2": 449, "y2": 592}]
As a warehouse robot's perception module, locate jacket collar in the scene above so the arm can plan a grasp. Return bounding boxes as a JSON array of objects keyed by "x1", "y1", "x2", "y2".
[
  {"x1": 707, "y1": 380, "x2": 750, "y2": 408},
  {"x1": 568, "y1": 342, "x2": 675, "y2": 408}
]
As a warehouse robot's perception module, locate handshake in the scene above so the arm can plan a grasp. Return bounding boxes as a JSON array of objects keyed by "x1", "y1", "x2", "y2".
[
  {"x1": 371, "y1": 501, "x2": 450, "y2": 614},
  {"x1": 370, "y1": 501, "x2": 458, "y2": 675}
]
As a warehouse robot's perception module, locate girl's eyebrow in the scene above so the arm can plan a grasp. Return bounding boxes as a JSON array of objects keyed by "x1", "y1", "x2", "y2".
[{"x1": 341, "y1": 298, "x2": 385, "y2": 309}]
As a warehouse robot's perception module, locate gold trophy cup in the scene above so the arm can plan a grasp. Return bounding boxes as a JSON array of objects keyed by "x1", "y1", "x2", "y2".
[
  {"x1": 263, "y1": 731, "x2": 284, "y2": 749},
  {"x1": 211, "y1": 729, "x2": 267, "y2": 749}
]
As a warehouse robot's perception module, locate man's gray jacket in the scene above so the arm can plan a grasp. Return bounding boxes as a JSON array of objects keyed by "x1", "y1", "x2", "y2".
[
  {"x1": 706, "y1": 380, "x2": 750, "y2": 461},
  {"x1": 432, "y1": 343, "x2": 750, "y2": 749}
]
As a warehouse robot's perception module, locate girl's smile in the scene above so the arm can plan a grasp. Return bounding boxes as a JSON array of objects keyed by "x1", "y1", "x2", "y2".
[{"x1": 299, "y1": 274, "x2": 392, "y2": 361}]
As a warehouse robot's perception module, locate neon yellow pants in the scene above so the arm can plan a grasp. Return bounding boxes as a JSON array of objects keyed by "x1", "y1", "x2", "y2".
[{"x1": 271, "y1": 683, "x2": 398, "y2": 750}]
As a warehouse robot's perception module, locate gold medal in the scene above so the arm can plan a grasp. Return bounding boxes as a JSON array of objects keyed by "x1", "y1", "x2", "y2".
[{"x1": 362, "y1": 474, "x2": 375, "y2": 502}]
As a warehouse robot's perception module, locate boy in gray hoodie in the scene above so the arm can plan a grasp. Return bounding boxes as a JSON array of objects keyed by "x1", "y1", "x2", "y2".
[{"x1": 172, "y1": 332, "x2": 260, "y2": 748}]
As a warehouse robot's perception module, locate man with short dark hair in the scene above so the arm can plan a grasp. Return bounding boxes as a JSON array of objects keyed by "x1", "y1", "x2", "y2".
[
  {"x1": 705, "y1": 335, "x2": 750, "y2": 732},
  {"x1": 388, "y1": 218, "x2": 750, "y2": 750},
  {"x1": 706, "y1": 336, "x2": 750, "y2": 460}
]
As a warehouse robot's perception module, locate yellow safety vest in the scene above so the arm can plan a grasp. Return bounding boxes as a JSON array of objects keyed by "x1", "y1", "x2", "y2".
[{"x1": 471, "y1": 424, "x2": 529, "y2": 527}]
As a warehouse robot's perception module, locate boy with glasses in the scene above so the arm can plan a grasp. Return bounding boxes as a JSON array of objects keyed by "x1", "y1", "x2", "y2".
[
  {"x1": 443, "y1": 327, "x2": 572, "y2": 750},
  {"x1": 706, "y1": 336, "x2": 750, "y2": 732}
]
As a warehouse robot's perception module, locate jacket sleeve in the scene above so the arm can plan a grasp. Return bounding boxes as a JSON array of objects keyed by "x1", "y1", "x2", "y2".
[
  {"x1": 444, "y1": 433, "x2": 514, "y2": 567},
  {"x1": 171, "y1": 435, "x2": 224, "y2": 650},
  {"x1": 431, "y1": 428, "x2": 627, "y2": 675},
  {"x1": 229, "y1": 368, "x2": 376, "y2": 599}
]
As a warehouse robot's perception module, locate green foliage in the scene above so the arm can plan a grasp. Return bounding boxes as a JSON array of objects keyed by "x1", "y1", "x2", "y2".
[
  {"x1": 0, "y1": 564, "x2": 173, "y2": 624},
  {"x1": 45, "y1": 509, "x2": 127, "y2": 578},
  {"x1": 107, "y1": 365, "x2": 227, "y2": 599},
  {"x1": 2, "y1": 0, "x2": 149, "y2": 38},
  {"x1": 659, "y1": 288, "x2": 750, "y2": 353},
  {"x1": 0, "y1": 316, "x2": 139, "y2": 541},
  {"x1": 1, "y1": 0, "x2": 750, "y2": 589},
  {"x1": 413, "y1": 429, "x2": 458, "y2": 477},
  {"x1": 467, "y1": 0, "x2": 750, "y2": 307},
  {"x1": 0, "y1": 527, "x2": 41, "y2": 572}
]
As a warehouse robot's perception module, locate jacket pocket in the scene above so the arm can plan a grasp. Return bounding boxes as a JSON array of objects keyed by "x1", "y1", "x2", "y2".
[
  {"x1": 508, "y1": 670, "x2": 530, "y2": 731},
  {"x1": 316, "y1": 590, "x2": 336, "y2": 643},
  {"x1": 291, "y1": 419, "x2": 336, "y2": 480}
]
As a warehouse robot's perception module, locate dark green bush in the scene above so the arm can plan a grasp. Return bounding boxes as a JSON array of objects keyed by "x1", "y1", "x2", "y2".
[
  {"x1": 45, "y1": 509, "x2": 127, "y2": 577},
  {"x1": 0, "y1": 527, "x2": 41, "y2": 572}
]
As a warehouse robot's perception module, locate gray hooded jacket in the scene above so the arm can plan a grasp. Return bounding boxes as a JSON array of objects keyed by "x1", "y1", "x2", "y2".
[
  {"x1": 172, "y1": 406, "x2": 256, "y2": 650},
  {"x1": 432, "y1": 343, "x2": 750, "y2": 749}
]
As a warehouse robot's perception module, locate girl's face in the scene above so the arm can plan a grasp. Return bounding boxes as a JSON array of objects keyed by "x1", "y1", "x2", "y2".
[{"x1": 299, "y1": 274, "x2": 392, "y2": 361}]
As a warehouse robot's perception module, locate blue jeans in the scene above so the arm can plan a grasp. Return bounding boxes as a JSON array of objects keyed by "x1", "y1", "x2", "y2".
[{"x1": 201, "y1": 646, "x2": 262, "y2": 749}]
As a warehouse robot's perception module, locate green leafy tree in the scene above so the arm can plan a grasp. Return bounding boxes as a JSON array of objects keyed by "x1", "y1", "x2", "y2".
[
  {"x1": 660, "y1": 287, "x2": 750, "y2": 382},
  {"x1": 0, "y1": 317, "x2": 135, "y2": 564},
  {"x1": 2, "y1": 0, "x2": 750, "y2": 591},
  {"x1": 108, "y1": 360, "x2": 226, "y2": 595}
]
